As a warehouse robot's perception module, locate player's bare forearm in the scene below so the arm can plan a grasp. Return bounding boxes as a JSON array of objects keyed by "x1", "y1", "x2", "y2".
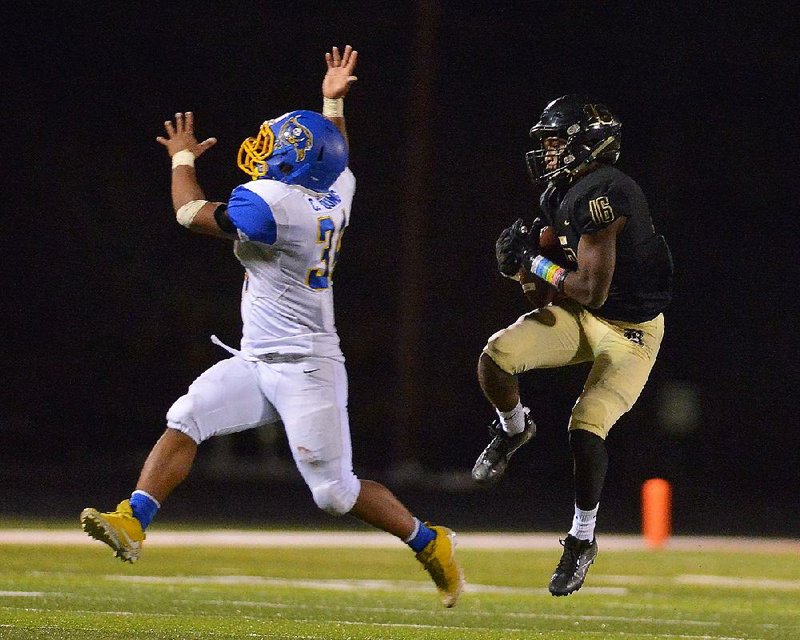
[
  {"x1": 168, "y1": 167, "x2": 230, "y2": 238},
  {"x1": 171, "y1": 166, "x2": 206, "y2": 211},
  {"x1": 168, "y1": 166, "x2": 233, "y2": 239}
]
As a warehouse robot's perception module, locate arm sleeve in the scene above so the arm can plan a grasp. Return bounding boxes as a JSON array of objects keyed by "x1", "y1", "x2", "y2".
[
  {"x1": 226, "y1": 185, "x2": 278, "y2": 244},
  {"x1": 575, "y1": 183, "x2": 632, "y2": 234}
]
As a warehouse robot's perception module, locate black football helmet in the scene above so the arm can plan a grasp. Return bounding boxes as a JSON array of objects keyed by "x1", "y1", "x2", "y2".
[{"x1": 526, "y1": 94, "x2": 621, "y2": 186}]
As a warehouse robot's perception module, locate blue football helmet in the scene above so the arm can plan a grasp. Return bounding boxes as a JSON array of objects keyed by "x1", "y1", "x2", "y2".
[{"x1": 237, "y1": 110, "x2": 348, "y2": 192}]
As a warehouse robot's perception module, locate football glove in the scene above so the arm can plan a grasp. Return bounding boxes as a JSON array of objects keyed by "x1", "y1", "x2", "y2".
[
  {"x1": 495, "y1": 218, "x2": 542, "y2": 277},
  {"x1": 495, "y1": 218, "x2": 526, "y2": 277}
]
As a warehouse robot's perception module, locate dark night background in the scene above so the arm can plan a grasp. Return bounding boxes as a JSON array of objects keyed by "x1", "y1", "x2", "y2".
[{"x1": 1, "y1": 3, "x2": 797, "y2": 536}]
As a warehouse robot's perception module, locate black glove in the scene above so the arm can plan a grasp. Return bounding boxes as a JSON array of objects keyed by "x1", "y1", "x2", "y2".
[
  {"x1": 495, "y1": 220, "x2": 524, "y2": 277},
  {"x1": 495, "y1": 218, "x2": 542, "y2": 277}
]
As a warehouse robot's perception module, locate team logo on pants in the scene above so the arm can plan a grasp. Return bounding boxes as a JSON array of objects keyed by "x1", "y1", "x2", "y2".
[{"x1": 624, "y1": 328, "x2": 644, "y2": 346}]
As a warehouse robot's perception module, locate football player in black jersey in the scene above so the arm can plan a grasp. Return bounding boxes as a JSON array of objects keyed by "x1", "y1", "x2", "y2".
[{"x1": 472, "y1": 95, "x2": 673, "y2": 596}]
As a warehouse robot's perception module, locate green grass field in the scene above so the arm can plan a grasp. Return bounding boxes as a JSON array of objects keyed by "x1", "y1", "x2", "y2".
[{"x1": 1, "y1": 529, "x2": 798, "y2": 639}]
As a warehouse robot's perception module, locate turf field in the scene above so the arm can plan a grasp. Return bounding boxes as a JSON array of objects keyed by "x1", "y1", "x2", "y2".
[{"x1": 1, "y1": 529, "x2": 798, "y2": 639}]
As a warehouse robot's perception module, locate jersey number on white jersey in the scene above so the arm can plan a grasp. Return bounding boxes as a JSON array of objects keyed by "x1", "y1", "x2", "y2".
[{"x1": 307, "y1": 215, "x2": 346, "y2": 289}]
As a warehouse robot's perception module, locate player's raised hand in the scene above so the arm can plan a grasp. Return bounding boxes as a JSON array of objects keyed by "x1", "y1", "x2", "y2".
[
  {"x1": 322, "y1": 45, "x2": 358, "y2": 99},
  {"x1": 156, "y1": 112, "x2": 217, "y2": 158}
]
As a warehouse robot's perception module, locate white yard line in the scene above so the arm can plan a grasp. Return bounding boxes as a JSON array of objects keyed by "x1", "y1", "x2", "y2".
[
  {"x1": 588, "y1": 573, "x2": 800, "y2": 590},
  {"x1": 675, "y1": 575, "x2": 800, "y2": 590},
  {"x1": 0, "y1": 529, "x2": 797, "y2": 553},
  {"x1": 106, "y1": 573, "x2": 626, "y2": 596},
  {"x1": 107, "y1": 571, "x2": 800, "y2": 592}
]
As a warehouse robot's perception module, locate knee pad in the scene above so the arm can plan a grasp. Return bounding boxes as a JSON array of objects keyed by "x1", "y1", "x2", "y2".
[
  {"x1": 165, "y1": 395, "x2": 204, "y2": 444},
  {"x1": 310, "y1": 476, "x2": 361, "y2": 516}
]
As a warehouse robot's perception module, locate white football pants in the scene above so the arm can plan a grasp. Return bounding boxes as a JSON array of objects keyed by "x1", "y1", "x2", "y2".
[{"x1": 166, "y1": 355, "x2": 360, "y2": 514}]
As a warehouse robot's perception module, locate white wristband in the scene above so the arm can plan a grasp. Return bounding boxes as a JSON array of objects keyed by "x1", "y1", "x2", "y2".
[
  {"x1": 322, "y1": 97, "x2": 344, "y2": 118},
  {"x1": 175, "y1": 199, "x2": 208, "y2": 228},
  {"x1": 171, "y1": 149, "x2": 196, "y2": 169}
]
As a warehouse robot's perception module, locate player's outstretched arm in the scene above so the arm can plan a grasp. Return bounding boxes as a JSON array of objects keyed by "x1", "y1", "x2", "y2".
[
  {"x1": 156, "y1": 112, "x2": 234, "y2": 239},
  {"x1": 322, "y1": 45, "x2": 358, "y2": 145}
]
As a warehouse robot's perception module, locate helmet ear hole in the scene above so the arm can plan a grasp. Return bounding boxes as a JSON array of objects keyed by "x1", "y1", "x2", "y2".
[{"x1": 278, "y1": 162, "x2": 293, "y2": 175}]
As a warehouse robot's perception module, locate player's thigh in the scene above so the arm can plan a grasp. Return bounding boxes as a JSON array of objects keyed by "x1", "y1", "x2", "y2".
[
  {"x1": 166, "y1": 357, "x2": 279, "y2": 444},
  {"x1": 570, "y1": 313, "x2": 665, "y2": 438},
  {"x1": 483, "y1": 302, "x2": 592, "y2": 375},
  {"x1": 263, "y1": 357, "x2": 360, "y2": 514},
  {"x1": 265, "y1": 358, "x2": 353, "y2": 481}
]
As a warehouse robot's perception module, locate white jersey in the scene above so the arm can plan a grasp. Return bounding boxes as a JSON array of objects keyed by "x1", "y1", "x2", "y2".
[{"x1": 225, "y1": 168, "x2": 356, "y2": 359}]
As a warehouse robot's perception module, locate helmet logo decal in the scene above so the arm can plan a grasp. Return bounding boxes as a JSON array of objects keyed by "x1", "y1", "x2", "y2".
[
  {"x1": 276, "y1": 116, "x2": 314, "y2": 162},
  {"x1": 567, "y1": 124, "x2": 581, "y2": 135},
  {"x1": 584, "y1": 103, "x2": 615, "y2": 125}
]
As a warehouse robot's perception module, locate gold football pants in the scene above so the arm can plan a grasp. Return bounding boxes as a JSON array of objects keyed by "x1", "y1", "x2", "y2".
[{"x1": 483, "y1": 300, "x2": 664, "y2": 439}]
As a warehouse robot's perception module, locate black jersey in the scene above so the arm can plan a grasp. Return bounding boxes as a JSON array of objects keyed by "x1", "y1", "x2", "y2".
[{"x1": 539, "y1": 165, "x2": 673, "y2": 323}]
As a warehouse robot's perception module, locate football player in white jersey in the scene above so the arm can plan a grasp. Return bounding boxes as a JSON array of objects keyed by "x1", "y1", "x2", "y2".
[{"x1": 80, "y1": 45, "x2": 463, "y2": 608}]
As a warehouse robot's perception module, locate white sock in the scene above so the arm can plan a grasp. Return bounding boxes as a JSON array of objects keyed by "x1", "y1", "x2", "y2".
[
  {"x1": 568, "y1": 503, "x2": 599, "y2": 541},
  {"x1": 497, "y1": 401, "x2": 525, "y2": 435}
]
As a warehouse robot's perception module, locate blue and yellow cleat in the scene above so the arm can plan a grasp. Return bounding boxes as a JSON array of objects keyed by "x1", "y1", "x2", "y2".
[
  {"x1": 415, "y1": 524, "x2": 465, "y2": 607},
  {"x1": 80, "y1": 499, "x2": 145, "y2": 563}
]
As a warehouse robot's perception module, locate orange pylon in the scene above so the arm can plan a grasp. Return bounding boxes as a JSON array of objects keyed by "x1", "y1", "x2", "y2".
[{"x1": 642, "y1": 478, "x2": 671, "y2": 548}]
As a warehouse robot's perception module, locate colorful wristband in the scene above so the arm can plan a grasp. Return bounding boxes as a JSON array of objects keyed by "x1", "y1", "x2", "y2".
[{"x1": 528, "y1": 254, "x2": 569, "y2": 292}]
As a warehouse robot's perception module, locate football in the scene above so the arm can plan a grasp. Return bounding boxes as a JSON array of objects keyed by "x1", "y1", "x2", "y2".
[{"x1": 518, "y1": 226, "x2": 568, "y2": 308}]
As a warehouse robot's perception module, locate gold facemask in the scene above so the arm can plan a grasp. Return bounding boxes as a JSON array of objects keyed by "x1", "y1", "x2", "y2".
[{"x1": 237, "y1": 121, "x2": 275, "y2": 180}]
